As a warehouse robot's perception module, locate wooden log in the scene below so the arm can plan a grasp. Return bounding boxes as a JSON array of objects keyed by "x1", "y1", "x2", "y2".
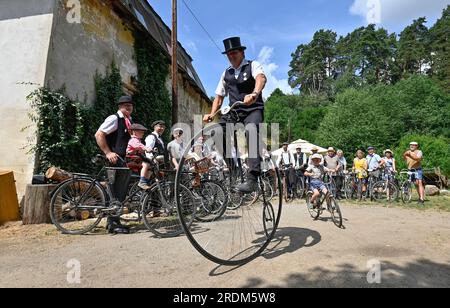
[
  {"x1": 22, "y1": 184, "x2": 56, "y2": 225},
  {"x1": 45, "y1": 167, "x2": 72, "y2": 183}
]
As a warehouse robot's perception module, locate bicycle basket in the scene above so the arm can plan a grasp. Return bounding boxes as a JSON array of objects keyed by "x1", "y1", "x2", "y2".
[{"x1": 193, "y1": 157, "x2": 212, "y2": 174}]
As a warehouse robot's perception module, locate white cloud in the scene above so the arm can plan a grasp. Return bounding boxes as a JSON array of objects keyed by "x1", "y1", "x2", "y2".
[
  {"x1": 350, "y1": 0, "x2": 449, "y2": 26},
  {"x1": 257, "y1": 46, "x2": 292, "y2": 97}
]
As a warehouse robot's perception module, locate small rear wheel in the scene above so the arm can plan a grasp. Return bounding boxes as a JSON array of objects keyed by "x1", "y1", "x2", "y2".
[{"x1": 306, "y1": 191, "x2": 320, "y2": 220}]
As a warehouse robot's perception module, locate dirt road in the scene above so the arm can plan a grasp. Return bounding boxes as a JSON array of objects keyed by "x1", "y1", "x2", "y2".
[{"x1": 0, "y1": 202, "x2": 449, "y2": 288}]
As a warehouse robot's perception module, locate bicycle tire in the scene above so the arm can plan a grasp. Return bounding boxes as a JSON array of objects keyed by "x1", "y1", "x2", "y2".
[
  {"x1": 194, "y1": 180, "x2": 228, "y2": 223},
  {"x1": 142, "y1": 182, "x2": 195, "y2": 238},
  {"x1": 306, "y1": 191, "x2": 320, "y2": 220},
  {"x1": 50, "y1": 178, "x2": 106, "y2": 235},
  {"x1": 328, "y1": 196, "x2": 343, "y2": 228},
  {"x1": 401, "y1": 181, "x2": 413, "y2": 203},
  {"x1": 175, "y1": 126, "x2": 283, "y2": 265}
]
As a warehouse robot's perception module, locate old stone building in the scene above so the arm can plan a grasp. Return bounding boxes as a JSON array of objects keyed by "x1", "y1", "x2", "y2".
[{"x1": 0, "y1": 0, "x2": 211, "y2": 197}]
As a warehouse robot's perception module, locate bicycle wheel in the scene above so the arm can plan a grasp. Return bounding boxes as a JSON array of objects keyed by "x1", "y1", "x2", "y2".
[
  {"x1": 258, "y1": 179, "x2": 274, "y2": 202},
  {"x1": 282, "y1": 176, "x2": 292, "y2": 203},
  {"x1": 357, "y1": 180, "x2": 363, "y2": 201},
  {"x1": 295, "y1": 176, "x2": 306, "y2": 199},
  {"x1": 343, "y1": 177, "x2": 352, "y2": 200},
  {"x1": 401, "y1": 181, "x2": 413, "y2": 203},
  {"x1": 327, "y1": 196, "x2": 343, "y2": 228},
  {"x1": 306, "y1": 191, "x2": 320, "y2": 220},
  {"x1": 193, "y1": 180, "x2": 228, "y2": 222},
  {"x1": 175, "y1": 126, "x2": 283, "y2": 266},
  {"x1": 263, "y1": 202, "x2": 275, "y2": 238},
  {"x1": 372, "y1": 181, "x2": 399, "y2": 202},
  {"x1": 121, "y1": 179, "x2": 143, "y2": 223},
  {"x1": 142, "y1": 182, "x2": 195, "y2": 238},
  {"x1": 50, "y1": 178, "x2": 106, "y2": 235},
  {"x1": 225, "y1": 170, "x2": 245, "y2": 210}
]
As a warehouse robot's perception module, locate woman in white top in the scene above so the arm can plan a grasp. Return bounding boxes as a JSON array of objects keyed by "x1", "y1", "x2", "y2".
[{"x1": 382, "y1": 149, "x2": 397, "y2": 174}]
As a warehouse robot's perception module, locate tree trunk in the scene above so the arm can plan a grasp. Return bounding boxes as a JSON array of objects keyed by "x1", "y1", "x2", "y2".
[{"x1": 22, "y1": 184, "x2": 56, "y2": 225}]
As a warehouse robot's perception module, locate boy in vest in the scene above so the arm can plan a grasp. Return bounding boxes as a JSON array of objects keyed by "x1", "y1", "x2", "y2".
[
  {"x1": 203, "y1": 37, "x2": 267, "y2": 193},
  {"x1": 145, "y1": 120, "x2": 169, "y2": 168},
  {"x1": 126, "y1": 124, "x2": 152, "y2": 190}
]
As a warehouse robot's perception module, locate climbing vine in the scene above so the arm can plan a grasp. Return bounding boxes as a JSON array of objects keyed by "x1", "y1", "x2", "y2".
[
  {"x1": 26, "y1": 87, "x2": 87, "y2": 173},
  {"x1": 27, "y1": 63, "x2": 124, "y2": 174},
  {"x1": 133, "y1": 30, "x2": 172, "y2": 134}
]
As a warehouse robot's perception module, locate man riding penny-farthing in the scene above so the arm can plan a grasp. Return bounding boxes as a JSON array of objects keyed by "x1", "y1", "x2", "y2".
[{"x1": 175, "y1": 37, "x2": 283, "y2": 266}]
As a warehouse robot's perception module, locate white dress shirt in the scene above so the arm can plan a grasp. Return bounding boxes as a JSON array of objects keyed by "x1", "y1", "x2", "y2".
[
  {"x1": 215, "y1": 59, "x2": 265, "y2": 97},
  {"x1": 98, "y1": 110, "x2": 131, "y2": 134},
  {"x1": 276, "y1": 151, "x2": 295, "y2": 167}
]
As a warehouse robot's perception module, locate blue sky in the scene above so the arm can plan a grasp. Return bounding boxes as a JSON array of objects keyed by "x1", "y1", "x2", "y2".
[{"x1": 148, "y1": 0, "x2": 449, "y2": 98}]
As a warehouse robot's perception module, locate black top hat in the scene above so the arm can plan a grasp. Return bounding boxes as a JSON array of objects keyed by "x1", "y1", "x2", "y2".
[
  {"x1": 118, "y1": 95, "x2": 133, "y2": 105},
  {"x1": 222, "y1": 37, "x2": 247, "y2": 54}
]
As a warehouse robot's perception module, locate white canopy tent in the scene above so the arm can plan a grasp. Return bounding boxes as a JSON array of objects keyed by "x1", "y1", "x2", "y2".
[{"x1": 271, "y1": 139, "x2": 328, "y2": 157}]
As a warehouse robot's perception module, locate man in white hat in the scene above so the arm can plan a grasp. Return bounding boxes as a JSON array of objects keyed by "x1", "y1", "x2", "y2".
[
  {"x1": 307, "y1": 146, "x2": 324, "y2": 167},
  {"x1": 403, "y1": 142, "x2": 425, "y2": 204}
]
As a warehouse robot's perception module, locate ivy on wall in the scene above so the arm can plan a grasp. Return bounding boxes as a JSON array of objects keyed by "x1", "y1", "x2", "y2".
[
  {"x1": 133, "y1": 30, "x2": 172, "y2": 135},
  {"x1": 27, "y1": 30, "x2": 172, "y2": 174},
  {"x1": 27, "y1": 87, "x2": 87, "y2": 173}
]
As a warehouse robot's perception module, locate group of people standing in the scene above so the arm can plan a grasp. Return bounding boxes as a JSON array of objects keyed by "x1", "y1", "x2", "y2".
[
  {"x1": 276, "y1": 143, "x2": 347, "y2": 199},
  {"x1": 275, "y1": 142, "x2": 426, "y2": 205}
]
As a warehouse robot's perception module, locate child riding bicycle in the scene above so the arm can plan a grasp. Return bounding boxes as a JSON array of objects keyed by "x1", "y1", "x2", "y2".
[{"x1": 305, "y1": 154, "x2": 337, "y2": 208}]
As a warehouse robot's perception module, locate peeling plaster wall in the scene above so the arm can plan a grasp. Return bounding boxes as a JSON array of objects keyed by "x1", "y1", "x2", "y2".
[
  {"x1": 0, "y1": 0, "x2": 56, "y2": 198},
  {"x1": 44, "y1": 0, "x2": 138, "y2": 104},
  {"x1": 0, "y1": 0, "x2": 210, "y2": 198}
]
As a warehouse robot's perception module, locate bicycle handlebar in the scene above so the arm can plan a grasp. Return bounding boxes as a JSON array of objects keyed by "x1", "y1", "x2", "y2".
[{"x1": 208, "y1": 101, "x2": 244, "y2": 122}]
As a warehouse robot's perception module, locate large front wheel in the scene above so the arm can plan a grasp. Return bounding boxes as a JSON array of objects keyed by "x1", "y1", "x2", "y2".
[{"x1": 175, "y1": 126, "x2": 283, "y2": 266}]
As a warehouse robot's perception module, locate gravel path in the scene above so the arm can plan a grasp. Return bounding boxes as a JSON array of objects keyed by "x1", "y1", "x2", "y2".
[{"x1": 0, "y1": 202, "x2": 449, "y2": 288}]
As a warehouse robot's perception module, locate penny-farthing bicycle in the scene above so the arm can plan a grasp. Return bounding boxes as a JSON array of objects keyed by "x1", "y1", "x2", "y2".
[{"x1": 175, "y1": 102, "x2": 283, "y2": 266}]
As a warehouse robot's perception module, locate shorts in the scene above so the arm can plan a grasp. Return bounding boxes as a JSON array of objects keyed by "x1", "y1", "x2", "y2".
[
  {"x1": 310, "y1": 179, "x2": 326, "y2": 192},
  {"x1": 411, "y1": 168, "x2": 424, "y2": 181}
]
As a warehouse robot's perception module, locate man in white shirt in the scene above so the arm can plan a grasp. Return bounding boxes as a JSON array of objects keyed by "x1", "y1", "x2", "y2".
[
  {"x1": 203, "y1": 37, "x2": 267, "y2": 194},
  {"x1": 276, "y1": 142, "x2": 295, "y2": 197},
  {"x1": 276, "y1": 142, "x2": 295, "y2": 167},
  {"x1": 95, "y1": 95, "x2": 134, "y2": 234},
  {"x1": 167, "y1": 128, "x2": 184, "y2": 170}
]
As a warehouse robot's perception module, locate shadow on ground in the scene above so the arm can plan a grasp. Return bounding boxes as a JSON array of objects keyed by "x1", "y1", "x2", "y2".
[
  {"x1": 209, "y1": 227, "x2": 321, "y2": 276},
  {"x1": 240, "y1": 258, "x2": 450, "y2": 288}
]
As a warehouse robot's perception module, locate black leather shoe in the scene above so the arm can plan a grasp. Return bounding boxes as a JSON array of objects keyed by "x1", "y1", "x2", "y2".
[
  {"x1": 107, "y1": 224, "x2": 130, "y2": 235},
  {"x1": 238, "y1": 179, "x2": 258, "y2": 194},
  {"x1": 107, "y1": 221, "x2": 130, "y2": 234}
]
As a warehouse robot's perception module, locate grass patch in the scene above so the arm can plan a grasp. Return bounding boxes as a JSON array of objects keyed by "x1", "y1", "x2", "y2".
[{"x1": 341, "y1": 195, "x2": 450, "y2": 212}]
